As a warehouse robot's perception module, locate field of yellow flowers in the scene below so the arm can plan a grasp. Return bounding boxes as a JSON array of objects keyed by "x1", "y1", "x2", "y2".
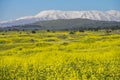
[{"x1": 0, "y1": 30, "x2": 120, "y2": 80}]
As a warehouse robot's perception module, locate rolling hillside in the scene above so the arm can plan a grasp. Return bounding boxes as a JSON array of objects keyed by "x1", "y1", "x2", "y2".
[{"x1": 1, "y1": 18, "x2": 120, "y2": 31}]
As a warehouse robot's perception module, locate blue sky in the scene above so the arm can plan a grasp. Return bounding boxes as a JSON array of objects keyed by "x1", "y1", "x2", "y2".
[{"x1": 0, "y1": 0, "x2": 120, "y2": 21}]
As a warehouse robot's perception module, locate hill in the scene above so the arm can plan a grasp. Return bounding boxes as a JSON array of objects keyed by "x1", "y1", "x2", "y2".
[{"x1": 1, "y1": 18, "x2": 120, "y2": 31}]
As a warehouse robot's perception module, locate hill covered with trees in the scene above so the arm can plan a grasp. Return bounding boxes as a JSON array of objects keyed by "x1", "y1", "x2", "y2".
[{"x1": 0, "y1": 18, "x2": 120, "y2": 31}]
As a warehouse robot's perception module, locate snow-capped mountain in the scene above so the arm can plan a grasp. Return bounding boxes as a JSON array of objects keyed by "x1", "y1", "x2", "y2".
[{"x1": 0, "y1": 10, "x2": 120, "y2": 27}]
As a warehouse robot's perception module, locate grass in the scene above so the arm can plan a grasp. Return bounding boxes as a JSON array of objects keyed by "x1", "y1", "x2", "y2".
[{"x1": 0, "y1": 30, "x2": 120, "y2": 80}]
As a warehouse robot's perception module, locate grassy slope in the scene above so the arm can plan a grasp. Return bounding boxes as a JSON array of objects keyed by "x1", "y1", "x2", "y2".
[
  {"x1": 2, "y1": 18, "x2": 120, "y2": 30},
  {"x1": 0, "y1": 30, "x2": 120, "y2": 80},
  {"x1": 32, "y1": 19, "x2": 120, "y2": 30}
]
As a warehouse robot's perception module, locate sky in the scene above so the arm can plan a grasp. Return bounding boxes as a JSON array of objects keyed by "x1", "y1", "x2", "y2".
[{"x1": 0, "y1": 0, "x2": 120, "y2": 21}]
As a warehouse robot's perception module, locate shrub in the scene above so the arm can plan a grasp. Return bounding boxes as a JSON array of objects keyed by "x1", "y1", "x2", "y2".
[
  {"x1": 69, "y1": 31, "x2": 75, "y2": 34},
  {"x1": 31, "y1": 30, "x2": 36, "y2": 34}
]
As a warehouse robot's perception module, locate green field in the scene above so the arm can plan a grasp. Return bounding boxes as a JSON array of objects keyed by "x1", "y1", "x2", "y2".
[{"x1": 0, "y1": 30, "x2": 120, "y2": 80}]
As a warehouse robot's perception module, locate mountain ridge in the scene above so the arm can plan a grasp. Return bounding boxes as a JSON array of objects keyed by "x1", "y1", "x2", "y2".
[
  {"x1": 0, "y1": 10, "x2": 120, "y2": 27},
  {"x1": 1, "y1": 18, "x2": 120, "y2": 31}
]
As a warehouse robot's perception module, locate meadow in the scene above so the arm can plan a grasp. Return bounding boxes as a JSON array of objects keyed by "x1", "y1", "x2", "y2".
[{"x1": 0, "y1": 30, "x2": 120, "y2": 80}]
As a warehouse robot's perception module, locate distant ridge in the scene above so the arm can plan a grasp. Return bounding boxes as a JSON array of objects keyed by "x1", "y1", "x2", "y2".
[
  {"x1": 0, "y1": 10, "x2": 120, "y2": 27},
  {"x1": 1, "y1": 18, "x2": 120, "y2": 31}
]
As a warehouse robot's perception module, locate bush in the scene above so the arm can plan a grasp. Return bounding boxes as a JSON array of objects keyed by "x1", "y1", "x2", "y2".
[
  {"x1": 105, "y1": 29, "x2": 112, "y2": 34},
  {"x1": 79, "y1": 30, "x2": 84, "y2": 32},
  {"x1": 47, "y1": 29, "x2": 50, "y2": 32},
  {"x1": 69, "y1": 31, "x2": 75, "y2": 34},
  {"x1": 31, "y1": 30, "x2": 36, "y2": 34}
]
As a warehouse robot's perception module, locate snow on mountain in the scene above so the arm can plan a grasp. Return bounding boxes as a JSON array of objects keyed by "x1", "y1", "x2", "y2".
[{"x1": 0, "y1": 10, "x2": 120, "y2": 27}]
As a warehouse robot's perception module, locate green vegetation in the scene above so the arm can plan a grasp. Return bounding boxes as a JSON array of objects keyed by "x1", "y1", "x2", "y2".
[
  {"x1": 0, "y1": 30, "x2": 120, "y2": 80},
  {"x1": 1, "y1": 18, "x2": 120, "y2": 31}
]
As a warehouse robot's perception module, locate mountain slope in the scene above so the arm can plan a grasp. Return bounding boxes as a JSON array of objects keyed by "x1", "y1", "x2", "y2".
[
  {"x1": 0, "y1": 10, "x2": 120, "y2": 27},
  {"x1": 2, "y1": 18, "x2": 120, "y2": 31}
]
